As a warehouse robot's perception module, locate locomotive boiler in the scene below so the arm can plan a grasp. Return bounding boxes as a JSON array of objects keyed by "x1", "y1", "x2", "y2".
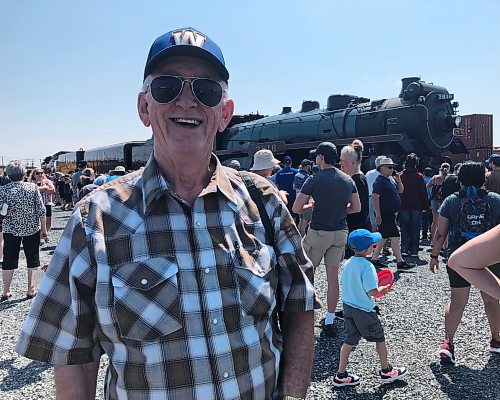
[{"x1": 216, "y1": 77, "x2": 466, "y2": 169}]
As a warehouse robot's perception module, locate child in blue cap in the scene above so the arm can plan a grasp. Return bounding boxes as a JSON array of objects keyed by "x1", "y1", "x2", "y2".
[{"x1": 333, "y1": 229, "x2": 408, "y2": 387}]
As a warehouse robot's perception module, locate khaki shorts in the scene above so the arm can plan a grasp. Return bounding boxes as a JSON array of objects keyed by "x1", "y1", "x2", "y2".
[{"x1": 302, "y1": 228, "x2": 348, "y2": 268}]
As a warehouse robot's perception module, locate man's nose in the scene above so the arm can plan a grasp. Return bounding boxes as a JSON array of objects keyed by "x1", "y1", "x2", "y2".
[{"x1": 175, "y1": 81, "x2": 198, "y2": 108}]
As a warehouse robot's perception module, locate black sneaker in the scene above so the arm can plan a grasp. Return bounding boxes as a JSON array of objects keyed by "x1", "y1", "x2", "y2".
[
  {"x1": 379, "y1": 365, "x2": 408, "y2": 384},
  {"x1": 333, "y1": 371, "x2": 360, "y2": 387},
  {"x1": 322, "y1": 320, "x2": 337, "y2": 337},
  {"x1": 371, "y1": 259, "x2": 389, "y2": 269},
  {"x1": 334, "y1": 310, "x2": 344, "y2": 319},
  {"x1": 397, "y1": 261, "x2": 416, "y2": 270},
  {"x1": 401, "y1": 251, "x2": 409, "y2": 257}
]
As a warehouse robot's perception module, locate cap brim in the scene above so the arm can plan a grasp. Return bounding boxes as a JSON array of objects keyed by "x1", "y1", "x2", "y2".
[
  {"x1": 144, "y1": 45, "x2": 229, "y2": 81},
  {"x1": 370, "y1": 232, "x2": 382, "y2": 244}
]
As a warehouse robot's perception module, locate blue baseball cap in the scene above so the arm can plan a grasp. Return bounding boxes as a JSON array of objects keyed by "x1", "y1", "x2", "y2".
[
  {"x1": 144, "y1": 27, "x2": 229, "y2": 82},
  {"x1": 486, "y1": 153, "x2": 500, "y2": 165},
  {"x1": 284, "y1": 156, "x2": 292, "y2": 164},
  {"x1": 348, "y1": 229, "x2": 382, "y2": 252}
]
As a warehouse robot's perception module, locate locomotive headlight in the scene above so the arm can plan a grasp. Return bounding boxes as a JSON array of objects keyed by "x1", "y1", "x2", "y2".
[{"x1": 446, "y1": 115, "x2": 461, "y2": 128}]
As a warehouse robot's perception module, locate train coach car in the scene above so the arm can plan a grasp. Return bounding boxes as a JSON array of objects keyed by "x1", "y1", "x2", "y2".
[{"x1": 84, "y1": 141, "x2": 146, "y2": 174}]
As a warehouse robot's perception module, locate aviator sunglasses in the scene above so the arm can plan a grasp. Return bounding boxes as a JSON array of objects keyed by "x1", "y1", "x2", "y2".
[{"x1": 149, "y1": 75, "x2": 223, "y2": 108}]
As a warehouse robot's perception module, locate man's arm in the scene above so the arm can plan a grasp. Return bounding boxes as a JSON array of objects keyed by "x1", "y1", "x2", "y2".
[
  {"x1": 372, "y1": 193, "x2": 382, "y2": 226},
  {"x1": 429, "y1": 215, "x2": 450, "y2": 273},
  {"x1": 55, "y1": 361, "x2": 100, "y2": 400},
  {"x1": 278, "y1": 310, "x2": 314, "y2": 398},
  {"x1": 346, "y1": 192, "x2": 361, "y2": 214},
  {"x1": 292, "y1": 192, "x2": 311, "y2": 214}
]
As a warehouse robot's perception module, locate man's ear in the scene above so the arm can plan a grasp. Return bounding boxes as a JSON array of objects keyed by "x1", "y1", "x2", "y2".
[
  {"x1": 218, "y1": 99, "x2": 234, "y2": 132},
  {"x1": 137, "y1": 92, "x2": 151, "y2": 127}
]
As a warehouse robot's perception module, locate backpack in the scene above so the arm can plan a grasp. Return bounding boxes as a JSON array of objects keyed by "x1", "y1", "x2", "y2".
[{"x1": 453, "y1": 187, "x2": 493, "y2": 248}]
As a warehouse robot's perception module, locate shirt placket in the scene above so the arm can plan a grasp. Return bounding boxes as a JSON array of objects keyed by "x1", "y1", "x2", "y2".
[{"x1": 190, "y1": 198, "x2": 239, "y2": 398}]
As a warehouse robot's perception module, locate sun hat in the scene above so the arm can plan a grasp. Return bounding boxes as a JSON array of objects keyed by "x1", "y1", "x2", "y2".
[
  {"x1": 376, "y1": 157, "x2": 397, "y2": 170},
  {"x1": 250, "y1": 150, "x2": 281, "y2": 171}
]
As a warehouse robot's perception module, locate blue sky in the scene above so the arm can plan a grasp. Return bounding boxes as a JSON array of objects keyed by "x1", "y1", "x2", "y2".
[{"x1": 1, "y1": 0, "x2": 499, "y2": 165}]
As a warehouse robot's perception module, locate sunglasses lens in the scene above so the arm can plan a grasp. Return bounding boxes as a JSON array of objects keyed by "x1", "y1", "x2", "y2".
[
  {"x1": 192, "y1": 78, "x2": 223, "y2": 107},
  {"x1": 150, "y1": 76, "x2": 183, "y2": 104}
]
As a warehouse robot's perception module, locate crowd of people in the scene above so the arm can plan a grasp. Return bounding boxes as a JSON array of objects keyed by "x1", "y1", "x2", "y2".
[{"x1": 0, "y1": 26, "x2": 499, "y2": 399}]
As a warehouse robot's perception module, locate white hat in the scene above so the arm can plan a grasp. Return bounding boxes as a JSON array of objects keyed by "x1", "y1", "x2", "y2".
[
  {"x1": 250, "y1": 149, "x2": 281, "y2": 171},
  {"x1": 376, "y1": 157, "x2": 397, "y2": 169}
]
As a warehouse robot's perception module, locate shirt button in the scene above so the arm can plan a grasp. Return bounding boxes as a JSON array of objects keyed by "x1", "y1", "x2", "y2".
[
  {"x1": 213, "y1": 318, "x2": 218, "y2": 325},
  {"x1": 141, "y1": 279, "x2": 148, "y2": 285},
  {"x1": 223, "y1": 372, "x2": 229, "y2": 378},
  {"x1": 195, "y1": 221, "x2": 201, "y2": 227},
  {"x1": 205, "y1": 268, "x2": 210, "y2": 274}
]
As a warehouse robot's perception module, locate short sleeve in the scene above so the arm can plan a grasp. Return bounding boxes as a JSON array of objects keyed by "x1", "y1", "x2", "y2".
[
  {"x1": 438, "y1": 195, "x2": 454, "y2": 219},
  {"x1": 372, "y1": 178, "x2": 383, "y2": 195},
  {"x1": 16, "y1": 208, "x2": 101, "y2": 365},
  {"x1": 299, "y1": 175, "x2": 314, "y2": 196},
  {"x1": 362, "y1": 265, "x2": 378, "y2": 293}
]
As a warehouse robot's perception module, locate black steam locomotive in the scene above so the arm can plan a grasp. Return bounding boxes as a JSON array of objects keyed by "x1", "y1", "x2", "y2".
[
  {"x1": 216, "y1": 76, "x2": 466, "y2": 169},
  {"x1": 44, "y1": 77, "x2": 466, "y2": 174}
]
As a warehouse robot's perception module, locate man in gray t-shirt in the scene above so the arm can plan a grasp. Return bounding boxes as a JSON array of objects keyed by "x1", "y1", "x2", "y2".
[{"x1": 293, "y1": 142, "x2": 360, "y2": 336}]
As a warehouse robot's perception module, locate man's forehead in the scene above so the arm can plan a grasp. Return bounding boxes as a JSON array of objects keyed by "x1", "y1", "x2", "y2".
[{"x1": 152, "y1": 56, "x2": 222, "y2": 80}]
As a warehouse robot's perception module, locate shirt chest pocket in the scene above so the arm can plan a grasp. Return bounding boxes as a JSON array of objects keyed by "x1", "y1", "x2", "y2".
[
  {"x1": 233, "y1": 243, "x2": 278, "y2": 319},
  {"x1": 111, "y1": 257, "x2": 182, "y2": 341}
]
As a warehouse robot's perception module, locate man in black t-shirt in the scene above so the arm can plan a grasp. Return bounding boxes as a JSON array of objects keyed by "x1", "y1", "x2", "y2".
[{"x1": 371, "y1": 157, "x2": 415, "y2": 270}]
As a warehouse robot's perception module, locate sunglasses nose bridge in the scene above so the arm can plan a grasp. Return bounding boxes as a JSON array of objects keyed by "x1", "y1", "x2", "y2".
[{"x1": 174, "y1": 78, "x2": 199, "y2": 106}]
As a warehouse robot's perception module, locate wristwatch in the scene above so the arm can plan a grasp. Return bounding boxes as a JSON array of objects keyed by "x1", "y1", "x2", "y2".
[
  {"x1": 430, "y1": 254, "x2": 439, "y2": 260},
  {"x1": 278, "y1": 396, "x2": 305, "y2": 400}
]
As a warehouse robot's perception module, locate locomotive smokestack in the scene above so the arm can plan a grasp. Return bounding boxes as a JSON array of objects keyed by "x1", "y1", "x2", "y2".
[
  {"x1": 281, "y1": 106, "x2": 292, "y2": 114},
  {"x1": 399, "y1": 77, "x2": 420, "y2": 98}
]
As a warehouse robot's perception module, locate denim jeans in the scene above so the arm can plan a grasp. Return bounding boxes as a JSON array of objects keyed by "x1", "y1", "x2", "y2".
[
  {"x1": 421, "y1": 207, "x2": 432, "y2": 239},
  {"x1": 400, "y1": 210, "x2": 422, "y2": 254}
]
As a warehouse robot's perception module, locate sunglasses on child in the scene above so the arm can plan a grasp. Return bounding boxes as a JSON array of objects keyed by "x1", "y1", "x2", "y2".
[{"x1": 148, "y1": 75, "x2": 224, "y2": 108}]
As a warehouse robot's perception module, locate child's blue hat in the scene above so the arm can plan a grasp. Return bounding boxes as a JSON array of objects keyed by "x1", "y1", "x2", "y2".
[{"x1": 348, "y1": 229, "x2": 382, "y2": 252}]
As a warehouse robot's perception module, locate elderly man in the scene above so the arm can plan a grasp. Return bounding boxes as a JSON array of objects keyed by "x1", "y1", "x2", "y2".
[{"x1": 16, "y1": 27, "x2": 315, "y2": 400}]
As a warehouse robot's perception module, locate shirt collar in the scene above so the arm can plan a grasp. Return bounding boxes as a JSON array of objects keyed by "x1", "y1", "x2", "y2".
[{"x1": 141, "y1": 154, "x2": 239, "y2": 215}]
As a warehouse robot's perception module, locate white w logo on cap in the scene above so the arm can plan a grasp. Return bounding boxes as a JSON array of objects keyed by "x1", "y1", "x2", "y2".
[{"x1": 172, "y1": 29, "x2": 206, "y2": 47}]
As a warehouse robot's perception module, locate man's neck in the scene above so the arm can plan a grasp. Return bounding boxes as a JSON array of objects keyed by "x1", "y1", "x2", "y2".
[{"x1": 155, "y1": 151, "x2": 215, "y2": 206}]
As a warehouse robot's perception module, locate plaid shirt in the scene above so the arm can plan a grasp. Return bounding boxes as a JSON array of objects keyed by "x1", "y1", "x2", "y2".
[{"x1": 16, "y1": 156, "x2": 315, "y2": 400}]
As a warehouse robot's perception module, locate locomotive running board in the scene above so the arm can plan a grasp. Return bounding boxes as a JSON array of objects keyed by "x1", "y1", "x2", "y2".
[{"x1": 216, "y1": 134, "x2": 404, "y2": 157}]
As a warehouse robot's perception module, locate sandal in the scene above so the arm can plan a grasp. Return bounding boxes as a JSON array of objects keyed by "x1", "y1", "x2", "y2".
[{"x1": 1, "y1": 293, "x2": 13, "y2": 302}]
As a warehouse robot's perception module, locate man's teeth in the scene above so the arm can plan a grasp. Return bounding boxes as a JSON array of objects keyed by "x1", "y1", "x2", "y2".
[{"x1": 174, "y1": 118, "x2": 201, "y2": 126}]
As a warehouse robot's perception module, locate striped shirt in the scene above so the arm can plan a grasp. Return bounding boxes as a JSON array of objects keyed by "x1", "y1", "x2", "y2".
[{"x1": 16, "y1": 155, "x2": 315, "y2": 400}]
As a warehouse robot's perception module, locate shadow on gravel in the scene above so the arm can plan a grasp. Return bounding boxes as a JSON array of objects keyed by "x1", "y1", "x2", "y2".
[
  {"x1": 0, "y1": 358, "x2": 51, "y2": 391},
  {"x1": 332, "y1": 379, "x2": 408, "y2": 399},
  {"x1": 41, "y1": 245, "x2": 57, "y2": 253},
  {"x1": 0, "y1": 297, "x2": 33, "y2": 311},
  {"x1": 430, "y1": 357, "x2": 500, "y2": 399},
  {"x1": 311, "y1": 322, "x2": 345, "y2": 381},
  {"x1": 49, "y1": 227, "x2": 65, "y2": 231}
]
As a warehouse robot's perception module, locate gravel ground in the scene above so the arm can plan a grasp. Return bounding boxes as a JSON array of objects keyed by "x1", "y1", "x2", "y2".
[{"x1": 1, "y1": 208, "x2": 499, "y2": 399}]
